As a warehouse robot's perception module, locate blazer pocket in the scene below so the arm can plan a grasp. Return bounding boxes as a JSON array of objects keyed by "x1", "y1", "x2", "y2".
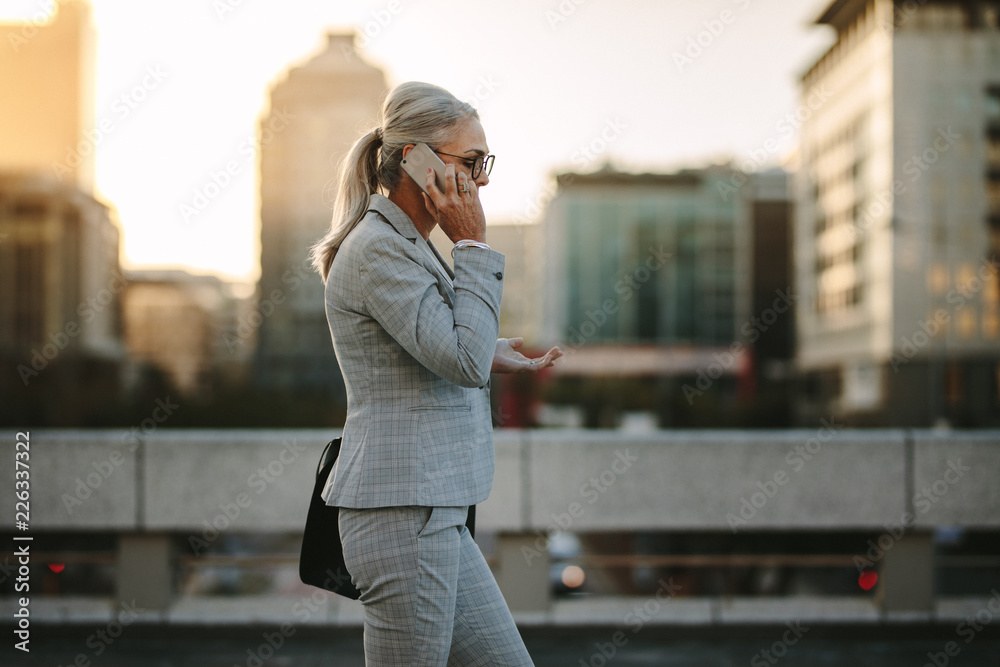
[{"x1": 415, "y1": 409, "x2": 474, "y2": 483}]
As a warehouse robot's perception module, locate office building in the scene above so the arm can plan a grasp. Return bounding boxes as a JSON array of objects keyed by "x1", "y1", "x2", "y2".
[
  {"x1": 0, "y1": 1, "x2": 127, "y2": 426},
  {"x1": 122, "y1": 270, "x2": 255, "y2": 398},
  {"x1": 795, "y1": 0, "x2": 1000, "y2": 426},
  {"x1": 541, "y1": 166, "x2": 752, "y2": 351},
  {"x1": 0, "y1": 173, "x2": 124, "y2": 424},
  {"x1": 539, "y1": 165, "x2": 792, "y2": 426},
  {"x1": 0, "y1": 0, "x2": 97, "y2": 191}
]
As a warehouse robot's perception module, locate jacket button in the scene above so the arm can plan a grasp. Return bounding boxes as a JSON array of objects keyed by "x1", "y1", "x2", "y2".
[{"x1": 494, "y1": 272, "x2": 503, "y2": 280}]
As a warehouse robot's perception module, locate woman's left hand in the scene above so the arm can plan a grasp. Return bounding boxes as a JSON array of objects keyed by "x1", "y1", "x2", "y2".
[{"x1": 491, "y1": 338, "x2": 564, "y2": 374}]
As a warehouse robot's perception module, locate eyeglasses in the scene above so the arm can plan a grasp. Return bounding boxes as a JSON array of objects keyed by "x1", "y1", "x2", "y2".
[{"x1": 433, "y1": 150, "x2": 495, "y2": 179}]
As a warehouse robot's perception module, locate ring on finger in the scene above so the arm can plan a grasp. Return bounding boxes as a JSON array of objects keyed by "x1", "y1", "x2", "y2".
[{"x1": 459, "y1": 182, "x2": 470, "y2": 193}]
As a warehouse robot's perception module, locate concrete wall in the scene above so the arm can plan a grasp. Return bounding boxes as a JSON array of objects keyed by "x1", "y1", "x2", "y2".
[{"x1": 2, "y1": 429, "x2": 997, "y2": 533}]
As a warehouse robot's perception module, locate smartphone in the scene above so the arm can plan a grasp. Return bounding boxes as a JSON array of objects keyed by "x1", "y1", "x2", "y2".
[{"x1": 401, "y1": 143, "x2": 449, "y2": 195}]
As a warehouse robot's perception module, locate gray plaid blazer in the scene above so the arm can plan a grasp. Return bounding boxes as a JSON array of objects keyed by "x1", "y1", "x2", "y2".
[{"x1": 320, "y1": 194, "x2": 504, "y2": 508}]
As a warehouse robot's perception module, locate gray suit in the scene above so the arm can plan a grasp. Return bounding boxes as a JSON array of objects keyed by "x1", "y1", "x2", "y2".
[
  {"x1": 321, "y1": 193, "x2": 504, "y2": 509},
  {"x1": 319, "y1": 194, "x2": 533, "y2": 664}
]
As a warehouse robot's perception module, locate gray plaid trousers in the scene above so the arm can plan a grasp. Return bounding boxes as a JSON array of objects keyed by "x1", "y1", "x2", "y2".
[{"x1": 339, "y1": 505, "x2": 534, "y2": 666}]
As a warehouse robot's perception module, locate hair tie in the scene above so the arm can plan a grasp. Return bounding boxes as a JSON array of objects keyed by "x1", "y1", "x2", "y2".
[{"x1": 373, "y1": 127, "x2": 383, "y2": 143}]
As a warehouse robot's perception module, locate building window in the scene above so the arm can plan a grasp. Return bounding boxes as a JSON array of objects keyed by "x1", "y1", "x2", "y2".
[
  {"x1": 674, "y1": 221, "x2": 697, "y2": 342},
  {"x1": 913, "y1": 4, "x2": 965, "y2": 30},
  {"x1": 988, "y1": 137, "x2": 1000, "y2": 172},
  {"x1": 634, "y1": 223, "x2": 659, "y2": 341},
  {"x1": 945, "y1": 363, "x2": 964, "y2": 406},
  {"x1": 850, "y1": 284, "x2": 863, "y2": 307},
  {"x1": 984, "y1": 309, "x2": 999, "y2": 338},
  {"x1": 957, "y1": 308, "x2": 978, "y2": 339},
  {"x1": 14, "y1": 200, "x2": 47, "y2": 219},
  {"x1": 986, "y1": 87, "x2": 1000, "y2": 230},
  {"x1": 985, "y1": 271, "x2": 1000, "y2": 306},
  {"x1": 989, "y1": 181, "x2": 1000, "y2": 215},
  {"x1": 987, "y1": 86, "x2": 1000, "y2": 123},
  {"x1": 928, "y1": 263, "x2": 950, "y2": 295},
  {"x1": 979, "y1": 3, "x2": 999, "y2": 29},
  {"x1": 14, "y1": 244, "x2": 45, "y2": 346},
  {"x1": 996, "y1": 364, "x2": 1000, "y2": 407}
]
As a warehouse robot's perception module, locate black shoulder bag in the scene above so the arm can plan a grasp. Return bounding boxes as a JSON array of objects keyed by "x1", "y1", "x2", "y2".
[{"x1": 298, "y1": 438, "x2": 477, "y2": 598}]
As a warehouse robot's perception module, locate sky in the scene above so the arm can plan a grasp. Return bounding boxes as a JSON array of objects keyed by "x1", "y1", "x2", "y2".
[{"x1": 5, "y1": 0, "x2": 835, "y2": 282}]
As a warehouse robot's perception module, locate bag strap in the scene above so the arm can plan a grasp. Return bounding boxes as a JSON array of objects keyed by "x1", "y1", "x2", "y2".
[{"x1": 317, "y1": 439, "x2": 335, "y2": 477}]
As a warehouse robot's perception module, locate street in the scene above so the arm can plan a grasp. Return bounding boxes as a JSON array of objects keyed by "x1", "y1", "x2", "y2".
[{"x1": 8, "y1": 624, "x2": 1000, "y2": 667}]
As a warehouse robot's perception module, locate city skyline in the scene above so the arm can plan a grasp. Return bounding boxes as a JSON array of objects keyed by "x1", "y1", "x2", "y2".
[{"x1": 2, "y1": 0, "x2": 834, "y2": 281}]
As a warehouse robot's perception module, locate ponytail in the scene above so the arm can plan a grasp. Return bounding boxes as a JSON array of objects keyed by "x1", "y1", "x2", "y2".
[
  {"x1": 310, "y1": 127, "x2": 382, "y2": 281},
  {"x1": 310, "y1": 82, "x2": 480, "y2": 282}
]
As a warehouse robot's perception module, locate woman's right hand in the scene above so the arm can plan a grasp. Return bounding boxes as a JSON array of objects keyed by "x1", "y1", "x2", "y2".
[
  {"x1": 421, "y1": 163, "x2": 486, "y2": 243},
  {"x1": 491, "y1": 338, "x2": 564, "y2": 373}
]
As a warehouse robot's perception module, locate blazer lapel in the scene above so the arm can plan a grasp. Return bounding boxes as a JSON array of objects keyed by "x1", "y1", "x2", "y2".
[
  {"x1": 426, "y1": 238, "x2": 456, "y2": 282},
  {"x1": 367, "y1": 194, "x2": 455, "y2": 298}
]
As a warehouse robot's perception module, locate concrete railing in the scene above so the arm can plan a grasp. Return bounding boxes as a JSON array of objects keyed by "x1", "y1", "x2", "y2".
[
  {"x1": 2, "y1": 428, "x2": 998, "y2": 612},
  {"x1": 3, "y1": 428, "x2": 997, "y2": 532}
]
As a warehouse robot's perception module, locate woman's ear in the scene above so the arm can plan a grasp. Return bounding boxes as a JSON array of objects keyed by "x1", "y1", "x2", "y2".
[{"x1": 400, "y1": 144, "x2": 415, "y2": 159}]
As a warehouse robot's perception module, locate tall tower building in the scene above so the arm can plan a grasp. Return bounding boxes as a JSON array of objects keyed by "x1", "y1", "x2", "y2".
[
  {"x1": 0, "y1": 1, "x2": 125, "y2": 426},
  {"x1": 795, "y1": 0, "x2": 1000, "y2": 426},
  {"x1": 0, "y1": 0, "x2": 97, "y2": 191},
  {"x1": 255, "y1": 33, "x2": 387, "y2": 397}
]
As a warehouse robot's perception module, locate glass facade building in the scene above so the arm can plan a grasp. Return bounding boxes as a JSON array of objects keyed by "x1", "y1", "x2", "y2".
[{"x1": 543, "y1": 168, "x2": 750, "y2": 348}]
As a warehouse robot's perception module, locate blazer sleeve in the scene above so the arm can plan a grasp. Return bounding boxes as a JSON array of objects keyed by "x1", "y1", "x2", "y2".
[{"x1": 359, "y1": 233, "x2": 504, "y2": 388}]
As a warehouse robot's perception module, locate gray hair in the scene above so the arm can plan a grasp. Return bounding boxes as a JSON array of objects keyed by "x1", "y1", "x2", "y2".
[{"x1": 310, "y1": 82, "x2": 479, "y2": 281}]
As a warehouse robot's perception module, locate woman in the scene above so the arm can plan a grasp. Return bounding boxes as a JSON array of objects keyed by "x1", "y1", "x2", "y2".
[{"x1": 310, "y1": 81, "x2": 561, "y2": 665}]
